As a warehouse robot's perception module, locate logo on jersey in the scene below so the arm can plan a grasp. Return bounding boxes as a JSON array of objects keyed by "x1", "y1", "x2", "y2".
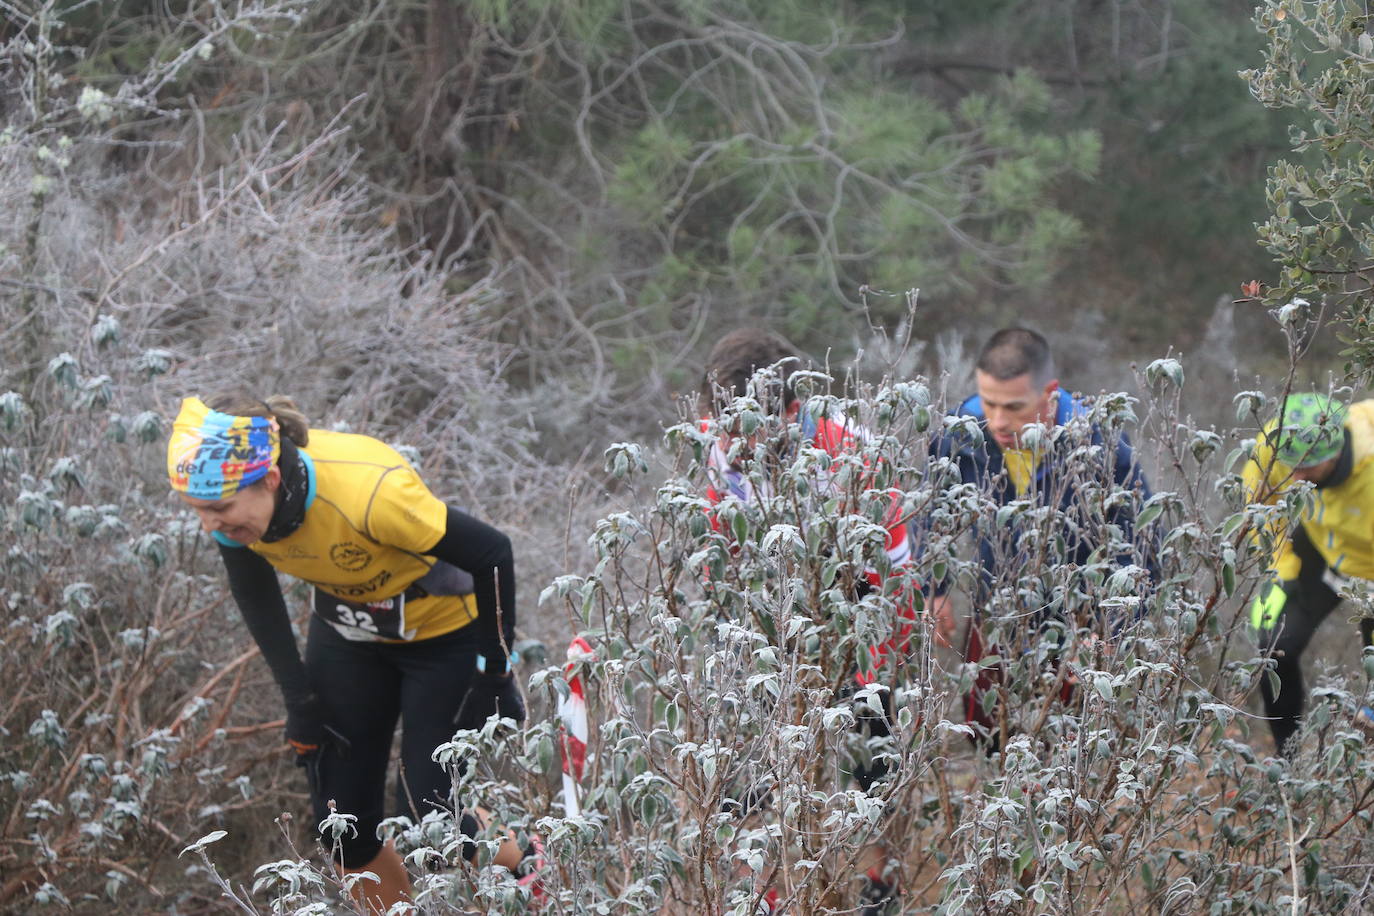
[
  {"x1": 258, "y1": 544, "x2": 318, "y2": 562},
  {"x1": 331, "y1": 541, "x2": 372, "y2": 571}
]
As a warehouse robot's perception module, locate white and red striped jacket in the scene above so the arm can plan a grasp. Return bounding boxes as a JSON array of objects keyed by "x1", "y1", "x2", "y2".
[{"x1": 702, "y1": 408, "x2": 917, "y2": 683}]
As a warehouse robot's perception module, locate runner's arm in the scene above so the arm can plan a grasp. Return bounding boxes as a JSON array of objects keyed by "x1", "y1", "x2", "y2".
[
  {"x1": 427, "y1": 506, "x2": 517, "y2": 674},
  {"x1": 218, "y1": 543, "x2": 312, "y2": 707}
]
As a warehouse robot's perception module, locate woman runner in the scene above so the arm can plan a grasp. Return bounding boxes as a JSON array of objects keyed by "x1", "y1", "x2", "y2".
[{"x1": 167, "y1": 393, "x2": 527, "y2": 912}]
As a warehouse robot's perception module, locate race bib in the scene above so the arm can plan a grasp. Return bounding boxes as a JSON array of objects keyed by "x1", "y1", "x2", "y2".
[{"x1": 314, "y1": 589, "x2": 416, "y2": 642}]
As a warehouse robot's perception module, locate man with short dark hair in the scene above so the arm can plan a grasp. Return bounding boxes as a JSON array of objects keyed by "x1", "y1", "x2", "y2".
[
  {"x1": 975, "y1": 327, "x2": 1055, "y2": 394},
  {"x1": 926, "y1": 327, "x2": 1154, "y2": 744}
]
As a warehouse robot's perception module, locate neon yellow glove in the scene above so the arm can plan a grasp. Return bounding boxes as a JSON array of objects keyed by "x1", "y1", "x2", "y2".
[{"x1": 1250, "y1": 579, "x2": 1290, "y2": 631}]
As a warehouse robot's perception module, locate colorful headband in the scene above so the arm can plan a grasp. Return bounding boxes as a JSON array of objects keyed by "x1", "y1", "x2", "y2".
[{"x1": 167, "y1": 397, "x2": 280, "y2": 499}]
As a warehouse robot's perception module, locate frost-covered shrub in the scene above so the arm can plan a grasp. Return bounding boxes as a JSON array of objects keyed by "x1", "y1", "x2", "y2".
[
  {"x1": 161, "y1": 352, "x2": 1374, "y2": 914},
  {"x1": 0, "y1": 4, "x2": 575, "y2": 910}
]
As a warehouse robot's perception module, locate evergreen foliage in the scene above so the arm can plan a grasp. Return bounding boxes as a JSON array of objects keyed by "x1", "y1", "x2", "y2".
[
  {"x1": 5, "y1": 0, "x2": 1103, "y2": 439},
  {"x1": 1245, "y1": 1, "x2": 1374, "y2": 382}
]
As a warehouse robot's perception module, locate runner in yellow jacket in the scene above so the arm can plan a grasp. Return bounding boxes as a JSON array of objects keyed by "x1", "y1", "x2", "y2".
[
  {"x1": 1244, "y1": 393, "x2": 1374, "y2": 753},
  {"x1": 168, "y1": 393, "x2": 530, "y2": 912}
]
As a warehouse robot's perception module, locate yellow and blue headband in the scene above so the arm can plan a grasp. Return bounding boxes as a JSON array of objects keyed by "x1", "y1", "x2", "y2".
[{"x1": 167, "y1": 397, "x2": 280, "y2": 499}]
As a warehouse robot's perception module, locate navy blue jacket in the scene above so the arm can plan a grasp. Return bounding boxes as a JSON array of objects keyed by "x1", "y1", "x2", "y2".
[{"x1": 927, "y1": 389, "x2": 1156, "y2": 617}]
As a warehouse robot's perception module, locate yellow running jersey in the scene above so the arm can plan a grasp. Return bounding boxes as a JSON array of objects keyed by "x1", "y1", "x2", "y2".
[
  {"x1": 1245, "y1": 399, "x2": 1374, "y2": 582},
  {"x1": 1003, "y1": 446, "x2": 1041, "y2": 497},
  {"x1": 231, "y1": 429, "x2": 478, "y2": 641}
]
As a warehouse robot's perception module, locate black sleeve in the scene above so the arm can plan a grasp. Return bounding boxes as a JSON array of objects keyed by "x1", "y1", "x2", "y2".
[
  {"x1": 217, "y1": 543, "x2": 313, "y2": 709},
  {"x1": 428, "y1": 506, "x2": 517, "y2": 674}
]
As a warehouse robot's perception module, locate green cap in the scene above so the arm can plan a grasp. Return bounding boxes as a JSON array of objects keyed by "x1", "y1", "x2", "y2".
[{"x1": 1265, "y1": 393, "x2": 1348, "y2": 468}]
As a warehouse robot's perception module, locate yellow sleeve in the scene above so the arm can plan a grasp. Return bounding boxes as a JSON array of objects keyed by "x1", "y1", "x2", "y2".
[
  {"x1": 1242, "y1": 444, "x2": 1301, "y2": 580},
  {"x1": 365, "y1": 465, "x2": 450, "y2": 554},
  {"x1": 1270, "y1": 532, "x2": 1302, "y2": 581}
]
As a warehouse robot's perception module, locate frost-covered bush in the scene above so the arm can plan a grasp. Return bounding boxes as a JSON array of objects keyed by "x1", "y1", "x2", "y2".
[
  {"x1": 0, "y1": 4, "x2": 578, "y2": 911},
  {"x1": 159, "y1": 352, "x2": 1374, "y2": 914}
]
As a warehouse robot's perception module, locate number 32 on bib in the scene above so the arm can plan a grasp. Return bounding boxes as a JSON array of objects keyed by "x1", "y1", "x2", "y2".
[{"x1": 315, "y1": 590, "x2": 416, "y2": 641}]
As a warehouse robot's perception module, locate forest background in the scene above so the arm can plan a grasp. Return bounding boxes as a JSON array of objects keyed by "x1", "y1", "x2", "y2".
[{"x1": 5, "y1": 0, "x2": 1374, "y2": 913}]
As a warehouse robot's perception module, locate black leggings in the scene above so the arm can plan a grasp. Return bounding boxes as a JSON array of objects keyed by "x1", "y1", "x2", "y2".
[
  {"x1": 1258, "y1": 527, "x2": 1374, "y2": 752},
  {"x1": 304, "y1": 615, "x2": 482, "y2": 868}
]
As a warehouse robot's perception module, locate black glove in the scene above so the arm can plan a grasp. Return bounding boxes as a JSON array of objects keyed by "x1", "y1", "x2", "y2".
[
  {"x1": 285, "y1": 695, "x2": 350, "y2": 761},
  {"x1": 454, "y1": 672, "x2": 527, "y2": 731},
  {"x1": 285, "y1": 694, "x2": 327, "y2": 758}
]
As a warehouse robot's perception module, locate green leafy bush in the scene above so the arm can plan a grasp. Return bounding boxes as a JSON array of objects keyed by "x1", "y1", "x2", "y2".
[{"x1": 1245, "y1": 1, "x2": 1374, "y2": 381}]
